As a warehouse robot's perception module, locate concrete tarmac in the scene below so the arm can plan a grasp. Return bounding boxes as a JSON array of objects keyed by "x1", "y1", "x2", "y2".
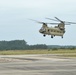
[{"x1": 0, "y1": 54, "x2": 76, "y2": 75}]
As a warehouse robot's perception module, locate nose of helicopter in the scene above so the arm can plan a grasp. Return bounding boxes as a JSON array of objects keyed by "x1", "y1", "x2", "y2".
[
  {"x1": 39, "y1": 29, "x2": 42, "y2": 33},
  {"x1": 39, "y1": 29, "x2": 45, "y2": 33}
]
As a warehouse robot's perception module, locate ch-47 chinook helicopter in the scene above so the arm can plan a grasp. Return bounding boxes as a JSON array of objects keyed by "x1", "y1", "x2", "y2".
[{"x1": 30, "y1": 17, "x2": 76, "y2": 38}]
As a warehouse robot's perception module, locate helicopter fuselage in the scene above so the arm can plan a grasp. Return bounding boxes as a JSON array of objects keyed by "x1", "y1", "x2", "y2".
[
  {"x1": 30, "y1": 17, "x2": 76, "y2": 38},
  {"x1": 39, "y1": 25, "x2": 65, "y2": 38}
]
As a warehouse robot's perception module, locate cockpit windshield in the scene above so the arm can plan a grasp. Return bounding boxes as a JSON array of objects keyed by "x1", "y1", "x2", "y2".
[
  {"x1": 40, "y1": 27, "x2": 46, "y2": 31},
  {"x1": 39, "y1": 27, "x2": 46, "y2": 33}
]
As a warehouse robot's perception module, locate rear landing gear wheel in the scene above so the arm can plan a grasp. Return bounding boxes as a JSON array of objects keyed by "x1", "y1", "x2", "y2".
[
  {"x1": 51, "y1": 36, "x2": 53, "y2": 38},
  {"x1": 61, "y1": 36, "x2": 63, "y2": 38}
]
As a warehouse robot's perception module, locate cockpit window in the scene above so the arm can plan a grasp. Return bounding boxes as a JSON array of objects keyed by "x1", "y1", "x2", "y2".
[{"x1": 41, "y1": 27, "x2": 46, "y2": 31}]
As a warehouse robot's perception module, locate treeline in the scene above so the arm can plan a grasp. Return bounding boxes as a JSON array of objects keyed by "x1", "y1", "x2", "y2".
[
  {"x1": 48, "y1": 45, "x2": 76, "y2": 50},
  {"x1": 0, "y1": 40, "x2": 76, "y2": 50},
  {"x1": 0, "y1": 40, "x2": 47, "y2": 50}
]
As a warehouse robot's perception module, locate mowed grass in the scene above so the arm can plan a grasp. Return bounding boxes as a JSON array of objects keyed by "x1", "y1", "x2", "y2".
[{"x1": 0, "y1": 49, "x2": 76, "y2": 57}]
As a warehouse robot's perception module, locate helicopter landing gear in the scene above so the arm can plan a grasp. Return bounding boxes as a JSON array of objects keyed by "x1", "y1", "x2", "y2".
[
  {"x1": 43, "y1": 34, "x2": 46, "y2": 37},
  {"x1": 61, "y1": 36, "x2": 63, "y2": 38},
  {"x1": 51, "y1": 35, "x2": 53, "y2": 38}
]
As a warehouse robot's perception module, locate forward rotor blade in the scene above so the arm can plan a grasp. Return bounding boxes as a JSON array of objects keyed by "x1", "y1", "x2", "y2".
[
  {"x1": 29, "y1": 19, "x2": 44, "y2": 24},
  {"x1": 29, "y1": 19, "x2": 59, "y2": 25},
  {"x1": 47, "y1": 23, "x2": 59, "y2": 24}
]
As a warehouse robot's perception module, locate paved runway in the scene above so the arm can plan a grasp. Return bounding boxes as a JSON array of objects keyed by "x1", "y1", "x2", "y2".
[{"x1": 0, "y1": 54, "x2": 76, "y2": 75}]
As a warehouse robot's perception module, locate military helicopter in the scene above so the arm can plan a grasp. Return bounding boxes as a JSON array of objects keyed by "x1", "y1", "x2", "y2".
[{"x1": 30, "y1": 17, "x2": 76, "y2": 38}]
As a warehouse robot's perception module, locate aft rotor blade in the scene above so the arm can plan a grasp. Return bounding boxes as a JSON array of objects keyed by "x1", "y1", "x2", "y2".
[
  {"x1": 46, "y1": 18, "x2": 58, "y2": 22},
  {"x1": 65, "y1": 23, "x2": 71, "y2": 25},
  {"x1": 55, "y1": 17, "x2": 63, "y2": 22},
  {"x1": 65, "y1": 21, "x2": 76, "y2": 24}
]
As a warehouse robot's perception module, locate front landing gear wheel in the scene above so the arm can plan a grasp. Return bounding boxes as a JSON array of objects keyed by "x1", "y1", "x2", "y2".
[{"x1": 43, "y1": 34, "x2": 46, "y2": 37}]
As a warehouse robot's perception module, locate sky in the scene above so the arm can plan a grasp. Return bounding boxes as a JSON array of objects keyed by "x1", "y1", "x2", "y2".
[{"x1": 0, "y1": 0, "x2": 76, "y2": 45}]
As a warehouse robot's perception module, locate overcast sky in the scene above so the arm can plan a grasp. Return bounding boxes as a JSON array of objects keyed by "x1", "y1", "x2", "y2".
[{"x1": 0, "y1": 0, "x2": 76, "y2": 45}]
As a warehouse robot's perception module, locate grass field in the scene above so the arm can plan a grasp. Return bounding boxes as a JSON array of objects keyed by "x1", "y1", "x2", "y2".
[{"x1": 0, "y1": 49, "x2": 76, "y2": 57}]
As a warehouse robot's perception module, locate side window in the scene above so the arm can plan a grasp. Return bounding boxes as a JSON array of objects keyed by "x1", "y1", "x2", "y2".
[{"x1": 48, "y1": 29, "x2": 49, "y2": 32}]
